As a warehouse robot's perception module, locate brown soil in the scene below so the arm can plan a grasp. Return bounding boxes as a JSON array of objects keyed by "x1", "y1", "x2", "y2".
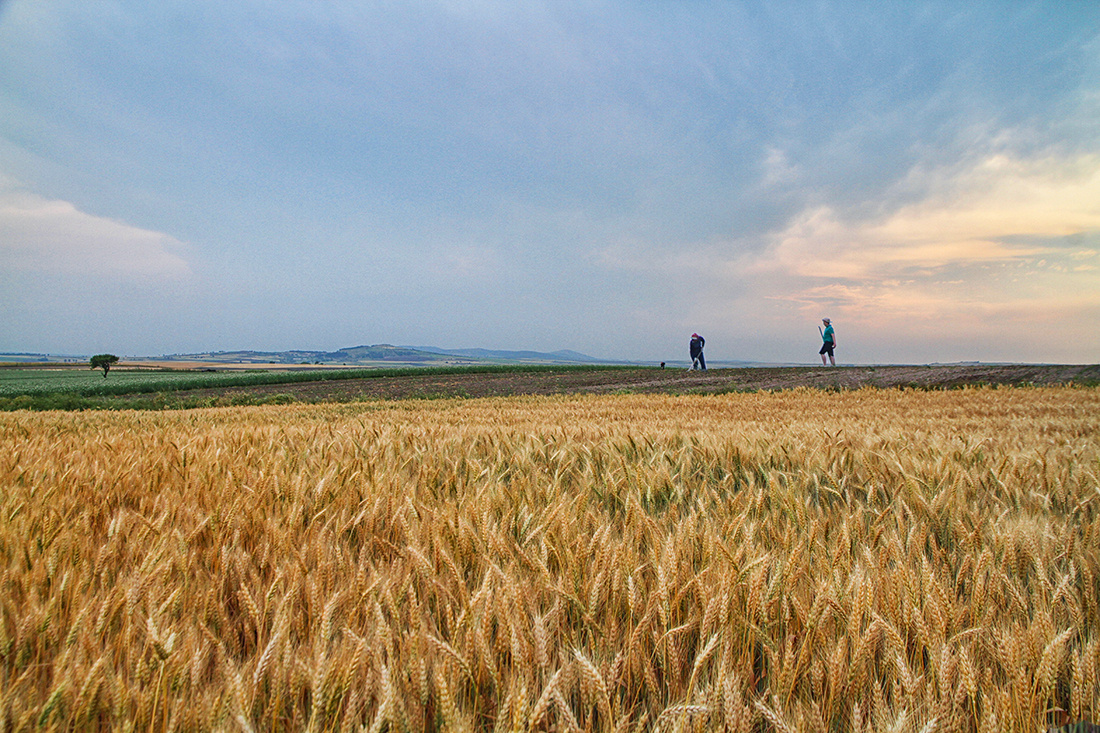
[{"x1": 181, "y1": 363, "x2": 1100, "y2": 403}]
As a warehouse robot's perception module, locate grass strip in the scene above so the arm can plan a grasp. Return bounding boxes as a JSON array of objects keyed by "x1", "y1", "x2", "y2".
[{"x1": 0, "y1": 364, "x2": 639, "y2": 408}]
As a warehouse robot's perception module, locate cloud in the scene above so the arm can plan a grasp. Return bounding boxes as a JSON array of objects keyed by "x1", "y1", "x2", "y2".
[
  {"x1": 746, "y1": 151, "x2": 1100, "y2": 283},
  {"x1": 2, "y1": 2, "x2": 1099, "y2": 361},
  {"x1": 0, "y1": 178, "x2": 191, "y2": 280},
  {"x1": 705, "y1": 149, "x2": 1100, "y2": 361}
]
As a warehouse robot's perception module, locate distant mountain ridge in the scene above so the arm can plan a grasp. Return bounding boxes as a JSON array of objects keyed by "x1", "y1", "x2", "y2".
[
  {"x1": 146, "y1": 344, "x2": 610, "y2": 365},
  {"x1": 410, "y1": 346, "x2": 610, "y2": 363},
  {"x1": 2, "y1": 347, "x2": 782, "y2": 367}
]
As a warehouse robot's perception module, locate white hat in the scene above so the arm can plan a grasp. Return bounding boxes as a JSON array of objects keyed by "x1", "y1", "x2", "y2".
[{"x1": 822, "y1": 317, "x2": 831, "y2": 324}]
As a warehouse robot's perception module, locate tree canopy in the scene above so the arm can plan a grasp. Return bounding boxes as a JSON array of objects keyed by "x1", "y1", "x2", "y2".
[{"x1": 89, "y1": 354, "x2": 119, "y2": 377}]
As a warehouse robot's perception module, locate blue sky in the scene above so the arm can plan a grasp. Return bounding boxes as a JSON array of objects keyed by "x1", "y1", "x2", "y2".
[{"x1": 2, "y1": 1, "x2": 1098, "y2": 364}]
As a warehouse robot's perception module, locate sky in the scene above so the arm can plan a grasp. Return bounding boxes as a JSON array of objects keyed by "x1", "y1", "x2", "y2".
[{"x1": 2, "y1": 1, "x2": 1099, "y2": 365}]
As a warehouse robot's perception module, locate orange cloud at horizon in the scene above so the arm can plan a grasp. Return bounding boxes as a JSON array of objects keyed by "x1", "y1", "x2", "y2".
[{"x1": 748, "y1": 151, "x2": 1100, "y2": 282}]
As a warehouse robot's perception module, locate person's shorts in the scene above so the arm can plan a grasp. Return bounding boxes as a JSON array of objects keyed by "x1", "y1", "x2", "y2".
[{"x1": 819, "y1": 342, "x2": 834, "y2": 356}]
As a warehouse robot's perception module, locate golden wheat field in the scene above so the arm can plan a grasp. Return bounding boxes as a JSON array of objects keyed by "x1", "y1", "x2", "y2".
[{"x1": 2, "y1": 387, "x2": 1099, "y2": 732}]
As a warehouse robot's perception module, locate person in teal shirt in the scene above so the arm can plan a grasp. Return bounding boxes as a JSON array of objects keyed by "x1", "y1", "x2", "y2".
[{"x1": 819, "y1": 318, "x2": 836, "y2": 366}]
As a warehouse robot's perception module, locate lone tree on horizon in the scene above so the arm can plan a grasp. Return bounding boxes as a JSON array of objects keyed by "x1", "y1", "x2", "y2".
[{"x1": 89, "y1": 353, "x2": 119, "y2": 378}]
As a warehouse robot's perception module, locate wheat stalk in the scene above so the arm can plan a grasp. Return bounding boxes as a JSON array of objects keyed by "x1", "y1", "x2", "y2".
[{"x1": 2, "y1": 387, "x2": 1098, "y2": 729}]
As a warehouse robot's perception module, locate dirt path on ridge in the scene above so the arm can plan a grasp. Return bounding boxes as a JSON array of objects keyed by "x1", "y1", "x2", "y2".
[{"x1": 174, "y1": 363, "x2": 1100, "y2": 403}]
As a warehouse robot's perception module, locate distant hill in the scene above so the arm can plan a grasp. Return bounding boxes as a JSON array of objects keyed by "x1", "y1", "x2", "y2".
[
  {"x1": 411, "y1": 346, "x2": 610, "y2": 364},
  {"x1": 2, "y1": 346, "x2": 783, "y2": 368},
  {"x1": 2, "y1": 347, "x2": 793, "y2": 368},
  {"x1": 152, "y1": 345, "x2": 450, "y2": 365},
  {"x1": 145, "y1": 344, "x2": 609, "y2": 366}
]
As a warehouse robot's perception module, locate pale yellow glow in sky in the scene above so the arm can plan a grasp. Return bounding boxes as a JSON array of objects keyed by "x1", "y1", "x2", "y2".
[
  {"x1": 723, "y1": 151, "x2": 1100, "y2": 360},
  {"x1": 755, "y1": 152, "x2": 1100, "y2": 282}
]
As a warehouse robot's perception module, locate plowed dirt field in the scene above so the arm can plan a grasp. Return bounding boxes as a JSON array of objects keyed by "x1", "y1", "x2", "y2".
[{"x1": 182, "y1": 363, "x2": 1100, "y2": 402}]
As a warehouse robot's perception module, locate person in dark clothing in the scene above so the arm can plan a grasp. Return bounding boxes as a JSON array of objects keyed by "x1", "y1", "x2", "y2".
[{"x1": 689, "y1": 333, "x2": 706, "y2": 371}]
